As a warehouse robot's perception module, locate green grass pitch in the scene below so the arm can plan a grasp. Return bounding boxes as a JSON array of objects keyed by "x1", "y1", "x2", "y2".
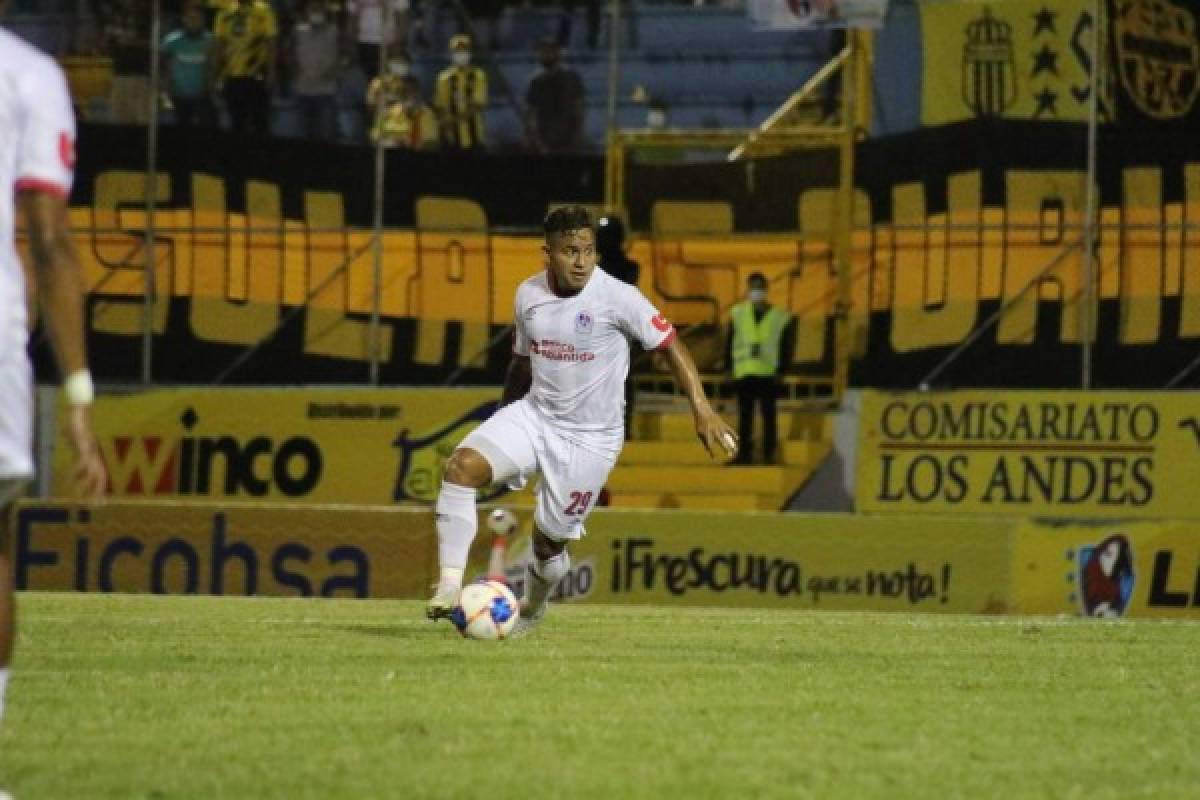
[{"x1": 1, "y1": 593, "x2": 1198, "y2": 799}]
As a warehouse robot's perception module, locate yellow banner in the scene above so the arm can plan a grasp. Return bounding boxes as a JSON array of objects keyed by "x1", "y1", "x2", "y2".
[
  {"x1": 53, "y1": 388, "x2": 499, "y2": 504},
  {"x1": 920, "y1": 0, "x2": 1101, "y2": 125},
  {"x1": 1013, "y1": 519, "x2": 1200, "y2": 619},
  {"x1": 10, "y1": 502, "x2": 1014, "y2": 612},
  {"x1": 561, "y1": 511, "x2": 1013, "y2": 613},
  {"x1": 10, "y1": 501, "x2": 438, "y2": 597},
  {"x1": 857, "y1": 390, "x2": 1200, "y2": 518},
  {"x1": 14, "y1": 501, "x2": 1200, "y2": 619}
]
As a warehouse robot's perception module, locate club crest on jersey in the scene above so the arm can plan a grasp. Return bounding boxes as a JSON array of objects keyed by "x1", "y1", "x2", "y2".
[{"x1": 575, "y1": 310, "x2": 594, "y2": 334}]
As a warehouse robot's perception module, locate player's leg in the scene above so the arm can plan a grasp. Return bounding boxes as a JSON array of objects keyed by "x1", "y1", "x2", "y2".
[
  {"x1": 0, "y1": 538, "x2": 12, "y2": 725},
  {"x1": 515, "y1": 437, "x2": 614, "y2": 633},
  {"x1": 0, "y1": 480, "x2": 27, "y2": 724},
  {"x1": 427, "y1": 403, "x2": 537, "y2": 619},
  {"x1": 520, "y1": 527, "x2": 569, "y2": 627}
]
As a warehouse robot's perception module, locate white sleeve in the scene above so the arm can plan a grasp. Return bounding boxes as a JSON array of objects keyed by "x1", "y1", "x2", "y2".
[
  {"x1": 617, "y1": 284, "x2": 675, "y2": 352},
  {"x1": 15, "y1": 61, "x2": 75, "y2": 198},
  {"x1": 512, "y1": 287, "x2": 530, "y2": 356}
]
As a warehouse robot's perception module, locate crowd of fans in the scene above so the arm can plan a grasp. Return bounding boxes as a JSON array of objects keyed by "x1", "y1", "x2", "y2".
[{"x1": 78, "y1": 0, "x2": 601, "y2": 152}]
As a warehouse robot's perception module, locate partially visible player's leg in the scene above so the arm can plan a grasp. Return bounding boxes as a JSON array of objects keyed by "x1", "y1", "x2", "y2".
[
  {"x1": 428, "y1": 403, "x2": 537, "y2": 619},
  {"x1": 514, "y1": 437, "x2": 615, "y2": 634},
  {"x1": 0, "y1": 480, "x2": 28, "y2": 724},
  {"x1": 0, "y1": 360, "x2": 33, "y2": 723},
  {"x1": 0, "y1": 547, "x2": 11, "y2": 724},
  {"x1": 520, "y1": 527, "x2": 569, "y2": 627}
]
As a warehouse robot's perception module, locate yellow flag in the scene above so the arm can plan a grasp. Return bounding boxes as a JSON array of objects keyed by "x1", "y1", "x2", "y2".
[{"x1": 921, "y1": 0, "x2": 1105, "y2": 125}]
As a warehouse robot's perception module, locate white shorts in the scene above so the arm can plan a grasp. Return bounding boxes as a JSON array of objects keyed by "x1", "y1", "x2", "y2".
[
  {"x1": 459, "y1": 399, "x2": 616, "y2": 541},
  {"x1": 0, "y1": 355, "x2": 34, "y2": 480}
]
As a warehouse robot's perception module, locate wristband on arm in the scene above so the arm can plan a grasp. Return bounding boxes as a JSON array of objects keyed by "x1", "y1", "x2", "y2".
[{"x1": 63, "y1": 369, "x2": 95, "y2": 406}]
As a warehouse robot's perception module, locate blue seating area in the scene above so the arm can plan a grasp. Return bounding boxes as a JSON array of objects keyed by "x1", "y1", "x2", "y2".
[
  {"x1": 6, "y1": 1, "x2": 905, "y2": 148},
  {"x1": 409, "y1": 6, "x2": 832, "y2": 147}
]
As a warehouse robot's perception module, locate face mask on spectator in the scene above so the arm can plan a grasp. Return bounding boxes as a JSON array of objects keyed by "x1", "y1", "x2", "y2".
[
  {"x1": 389, "y1": 60, "x2": 410, "y2": 77},
  {"x1": 646, "y1": 109, "x2": 667, "y2": 129},
  {"x1": 748, "y1": 288, "x2": 767, "y2": 304},
  {"x1": 451, "y1": 51, "x2": 471, "y2": 68}
]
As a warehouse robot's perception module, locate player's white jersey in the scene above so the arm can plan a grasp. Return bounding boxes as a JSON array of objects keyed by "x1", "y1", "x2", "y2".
[
  {"x1": 0, "y1": 28, "x2": 76, "y2": 363},
  {"x1": 513, "y1": 267, "x2": 674, "y2": 454}
]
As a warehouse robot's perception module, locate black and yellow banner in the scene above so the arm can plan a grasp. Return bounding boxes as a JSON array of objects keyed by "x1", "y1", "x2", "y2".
[
  {"x1": 857, "y1": 390, "x2": 1200, "y2": 518},
  {"x1": 30, "y1": 121, "x2": 1200, "y2": 390},
  {"x1": 920, "y1": 0, "x2": 1200, "y2": 128},
  {"x1": 921, "y1": 0, "x2": 1104, "y2": 125}
]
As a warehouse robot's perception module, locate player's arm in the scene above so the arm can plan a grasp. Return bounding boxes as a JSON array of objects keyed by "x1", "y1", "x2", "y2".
[
  {"x1": 19, "y1": 191, "x2": 107, "y2": 497},
  {"x1": 500, "y1": 355, "x2": 532, "y2": 407},
  {"x1": 661, "y1": 336, "x2": 738, "y2": 459}
]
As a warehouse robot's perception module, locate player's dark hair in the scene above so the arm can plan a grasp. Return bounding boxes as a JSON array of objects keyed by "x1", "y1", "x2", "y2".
[
  {"x1": 748, "y1": 272, "x2": 767, "y2": 286},
  {"x1": 543, "y1": 205, "x2": 594, "y2": 238}
]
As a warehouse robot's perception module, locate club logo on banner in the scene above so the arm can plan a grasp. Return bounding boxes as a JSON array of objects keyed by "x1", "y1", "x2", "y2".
[
  {"x1": 1075, "y1": 533, "x2": 1135, "y2": 617},
  {"x1": 1112, "y1": 0, "x2": 1200, "y2": 121},
  {"x1": 961, "y1": 8, "x2": 1017, "y2": 117},
  {"x1": 921, "y1": 0, "x2": 1109, "y2": 125},
  {"x1": 1014, "y1": 519, "x2": 1200, "y2": 619}
]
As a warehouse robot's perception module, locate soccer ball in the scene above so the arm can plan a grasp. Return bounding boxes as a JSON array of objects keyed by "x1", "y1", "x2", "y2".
[
  {"x1": 486, "y1": 508, "x2": 518, "y2": 536},
  {"x1": 451, "y1": 580, "x2": 520, "y2": 640}
]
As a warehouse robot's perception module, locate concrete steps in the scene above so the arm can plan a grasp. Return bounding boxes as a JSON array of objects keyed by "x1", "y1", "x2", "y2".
[
  {"x1": 495, "y1": 411, "x2": 833, "y2": 513},
  {"x1": 606, "y1": 410, "x2": 834, "y2": 512}
]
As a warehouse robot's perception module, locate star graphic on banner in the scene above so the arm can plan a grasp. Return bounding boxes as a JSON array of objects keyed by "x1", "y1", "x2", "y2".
[
  {"x1": 1033, "y1": 6, "x2": 1057, "y2": 35},
  {"x1": 1032, "y1": 44, "x2": 1059, "y2": 76},
  {"x1": 1033, "y1": 87, "x2": 1059, "y2": 117}
]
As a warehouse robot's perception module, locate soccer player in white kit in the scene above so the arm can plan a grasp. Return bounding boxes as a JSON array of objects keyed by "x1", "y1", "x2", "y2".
[
  {"x1": 0, "y1": 10, "x2": 108, "y2": 726},
  {"x1": 427, "y1": 206, "x2": 738, "y2": 633}
]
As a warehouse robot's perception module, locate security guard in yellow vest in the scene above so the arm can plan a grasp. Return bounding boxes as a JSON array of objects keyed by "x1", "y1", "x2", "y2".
[{"x1": 726, "y1": 272, "x2": 792, "y2": 464}]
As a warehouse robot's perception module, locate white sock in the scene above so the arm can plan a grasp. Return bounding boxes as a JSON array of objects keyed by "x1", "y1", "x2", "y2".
[
  {"x1": 0, "y1": 668, "x2": 8, "y2": 722},
  {"x1": 526, "y1": 551, "x2": 569, "y2": 617},
  {"x1": 435, "y1": 482, "x2": 477, "y2": 594}
]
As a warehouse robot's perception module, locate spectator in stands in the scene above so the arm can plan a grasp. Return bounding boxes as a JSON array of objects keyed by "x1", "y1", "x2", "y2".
[
  {"x1": 212, "y1": 0, "x2": 278, "y2": 136},
  {"x1": 434, "y1": 34, "x2": 486, "y2": 151},
  {"x1": 556, "y1": 0, "x2": 637, "y2": 51},
  {"x1": 524, "y1": 38, "x2": 585, "y2": 154},
  {"x1": 290, "y1": 0, "x2": 340, "y2": 140},
  {"x1": 596, "y1": 213, "x2": 641, "y2": 437},
  {"x1": 365, "y1": 53, "x2": 409, "y2": 108},
  {"x1": 646, "y1": 97, "x2": 667, "y2": 130},
  {"x1": 161, "y1": 4, "x2": 216, "y2": 127},
  {"x1": 369, "y1": 74, "x2": 439, "y2": 149},
  {"x1": 725, "y1": 272, "x2": 793, "y2": 465},
  {"x1": 98, "y1": 0, "x2": 152, "y2": 123},
  {"x1": 202, "y1": 0, "x2": 224, "y2": 26},
  {"x1": 632, "y1": 98, "x2": 685, "y2": 164},
  {"x1": 345, "y1": 0, "x2": 407, "y2": 78},
  {"x1": 463, "y1": 0, "x2": 502, "y2": 52}
]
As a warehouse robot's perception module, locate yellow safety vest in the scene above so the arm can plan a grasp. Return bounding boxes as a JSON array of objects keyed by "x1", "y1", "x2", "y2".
[{"x1": 731, "y1": 302, "x2": 788, "y2": 378}]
